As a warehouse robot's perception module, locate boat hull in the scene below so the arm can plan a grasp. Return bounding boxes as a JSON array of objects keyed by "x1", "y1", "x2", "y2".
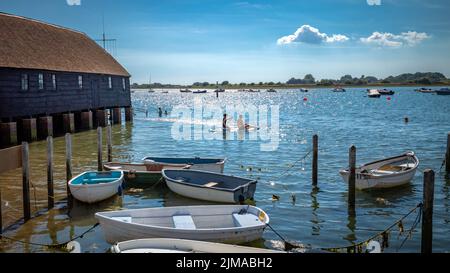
[
  {"x1": 95, "y1": 205, "x2": 268, "y2": 244},
  {"x1": 163, "y1": 171, "x2": 257, "y2": 203},
  {"x1": 111, "y1": 238, "x2": 282, "y2": 253},
  {"x1": 340, "y1": 169, "x2": 416, "y2": 190},
  {"x1": 69, "y1": 171, "x2": 124, "y2": 203}
]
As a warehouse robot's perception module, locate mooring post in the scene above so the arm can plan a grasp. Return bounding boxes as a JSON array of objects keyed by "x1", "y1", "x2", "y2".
[
  {"x1": 446, "y1": 132, "x2": 450, "y2": 174},
  {"x1": 348, "y1": 145, "x2": 356, "y2": 215},
  {"x1": 312, "y1": 134, "x2": 318, "y2": 187},
  {"x1": 421, "y1": 169, "x2": 435, "y2": 254},
  {"x1": 65, "y1": 133, "x2": 72, "y2": 201},
  {"x1": 107, "y1": 125, "x2": 112, "y2": 162},
  {"x1": 97, "y1": 127, "x2": 103, "y2": 171},
  {"x1": 47, "y1": 136, "x2": 54, "y2": 209},
  {"x1": 0, "y1": 188, "x2": 3, "y2": 234},
  {"x1": 21, "y1": 142, "x2": 31, "y2": 221}
]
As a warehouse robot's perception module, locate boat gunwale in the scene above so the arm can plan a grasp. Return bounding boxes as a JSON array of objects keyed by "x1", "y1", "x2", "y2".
[
  {"x1": 103, "y1": 162, "x2": 164, "y2": 174},
  {"x1": 68, "y1": 171, "x2": 124, "y2": 188},
  {"x1": 141, "y1": 157, "x2": 227, "y2": 166}
]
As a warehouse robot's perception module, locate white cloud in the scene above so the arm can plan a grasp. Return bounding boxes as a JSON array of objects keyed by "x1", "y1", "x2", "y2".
[
  {"x1": 277, "y1": 25, "x2": 349, "y2": 45},
  {"x1": 361, "y1": 31, "x2": 430, "y2": 47},
  {"x1": 234, "y1": 2, "x2": 271, "y2": 9},
  {"x1": 66, "y1": 0, "x2": 81, "y2": 5},
  {"x1": 367, "y1": 0, "x2": 381, "y2": 6}
]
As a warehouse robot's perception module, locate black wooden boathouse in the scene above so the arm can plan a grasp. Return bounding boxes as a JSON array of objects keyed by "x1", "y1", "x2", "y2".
[{"x1": 0, "y1": 13, "x2": 133, "y2": 147}]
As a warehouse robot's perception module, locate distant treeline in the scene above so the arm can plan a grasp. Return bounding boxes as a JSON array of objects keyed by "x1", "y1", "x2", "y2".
[{"x1": 131, "y1": 72, "x2": 449, "y2": 89}]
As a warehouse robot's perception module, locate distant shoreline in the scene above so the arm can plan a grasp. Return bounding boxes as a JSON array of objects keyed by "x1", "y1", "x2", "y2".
[{"x1": 132, "y1": 83, "x2": 450, "y2": 90}]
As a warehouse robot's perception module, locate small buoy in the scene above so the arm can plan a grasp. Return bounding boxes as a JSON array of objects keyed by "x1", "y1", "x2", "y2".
[
  {"x1": 387, "y1": 97, "x2": 391, "y2": 101},
  {"x1": 303, "y1": 97, "x2": 308, "y2": 102},
  {"x1": 270, "y1": 181, "x2": 276, "y2": 186},
  {"x1": 272, "y1": 194, "x2": 280, "y2": 201}
]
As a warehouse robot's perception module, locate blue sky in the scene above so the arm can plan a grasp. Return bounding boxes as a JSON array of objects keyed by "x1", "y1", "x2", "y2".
[{"x1": 1, "y1": 0, "x2": 450, "y2": 84}]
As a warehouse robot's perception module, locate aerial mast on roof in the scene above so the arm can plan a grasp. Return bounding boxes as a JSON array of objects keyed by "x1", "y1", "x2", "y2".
[{"x1": 95, "y1": 13, "x2": 117, "y2": 56}]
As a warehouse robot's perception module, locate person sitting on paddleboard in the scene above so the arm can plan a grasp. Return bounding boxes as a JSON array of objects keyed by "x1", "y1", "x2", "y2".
[{"x1": 237, "y1": 114, "x2": 250, "y2": 130}]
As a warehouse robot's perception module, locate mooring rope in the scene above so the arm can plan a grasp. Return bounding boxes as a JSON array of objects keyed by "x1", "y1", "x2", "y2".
[
  {"x1": 0, "y1": 223, "x2": 99, "y2": 251},
  {"x1": 319, "y1": 203, "x2": 423, "y2": 253}
]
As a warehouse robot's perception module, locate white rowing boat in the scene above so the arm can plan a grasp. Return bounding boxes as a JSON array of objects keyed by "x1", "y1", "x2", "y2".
[
  {"x1": 339, "y1": 151, "x2": 419, "y2": 190},
  {"x1": 68, "y1": 171, "x2": 124, "y2": 203},
  {"x1": 111, "y1": 238, "x2": 283, "y2": 253},
  {"x1": 95, "y1": 205, "x2": 268, "y2": 244},
  {"x1": 162, "y1": 169, "x2": 257, "y2": 203},
  {"x1": 142, "y1": 156, "x2": 226, "y2": 173}
]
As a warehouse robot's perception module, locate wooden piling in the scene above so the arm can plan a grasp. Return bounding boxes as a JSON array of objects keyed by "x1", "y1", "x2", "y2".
[
  {"x1": 65, "y1": 133, "x2": 72, "y2": 200},
  {"x1": 0, "y1": 188, "x2": 3, "y2": 234},
  {"x1": 446, "y1": 133, "x2": 450, "y2": 174},
  {"x1": 47, "y1": 136, "x2": 54, "y2": 209},
  {"x1": 97, "y1": 127, "x2": 103, "y2": 171},
  {"x1": 312, "y1": 135, "x2": 318, "y2": 187},
  {"x1": 21, "y1": 142, "x2": 31, "y2": 221},
  {"x1": 107, "y1": 125, "x2": 112, "y2": 162},
  {"x1": 348, "y1": 145, "x2": 356, "y2": 214},
  {"x1": 421, "y1": 169, "x2": 435, "y2": 254}
]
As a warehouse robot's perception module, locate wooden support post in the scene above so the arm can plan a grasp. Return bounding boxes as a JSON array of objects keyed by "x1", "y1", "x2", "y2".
[
  {"x1": 312, "y1": 135, "x2": 318, "y2": 187},
  {"x1": 97, "y1": 127, "x2": 103, "y2": 171},
  {"x1": 421, "y1": 169, "x2": 435, "y2": 254},
  {"x1": 80, "y1": 111, "x2": 93, "y2": 130},
  {"x1": 0, "y1": 122, "x2": 18, "y2": 148},
  {"x1": 112, "y1": 108, "x2": 122, "y2": 124},
  {"x1": 47, "y1": 136, "x2": 54, "y2": 209},
  {"x1": 38, "y1": 116, "x2": 53, "y2": 139},
  {"x1": 107, "y1": 125, "x2": 112, "y2": 162},
  {"x1": 0, "y1": 188, "x2": 2, "y2": 234},
  {"x1": 125, "y1": 107, "x2": 133, "y2": 122},
  {"x1": 22, "y1": 118, "x2": 37, "y2": 142},
  {"x1": 446, "y1": 133, "x2": 450, "y2": 174},
  {"x1": 21, "y1": 142, "x2": 31, "y2": 221},
  {"x1": 63, "y1": 113, "x2": 75, "y2": 133},
  {"x1": 65, "y1": 133, "x2": 72, "y2": 200},
  {"x1": 96, "y1": 109, "x2": 107, "y2": 127},
  {"x1": 348, "y1": 145, "x2": 356, "y2": 215}
]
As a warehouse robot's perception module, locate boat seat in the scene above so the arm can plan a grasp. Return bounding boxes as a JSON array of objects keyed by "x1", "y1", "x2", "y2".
[
  {"x1": 81, "y1": 178, "x2": 114, "y2": 184},
  {"x1": 173, "y1": 215, "x2": 196, "y2": 229},
  {"x1": 232, "y1": 213, "x2": 260, "y2": 227},
  {"x1": 203, "y1": 182, "x2": 219, "y2": 188}
]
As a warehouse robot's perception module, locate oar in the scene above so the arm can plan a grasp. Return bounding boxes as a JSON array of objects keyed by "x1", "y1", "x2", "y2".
[{"x1": 266, "y1": 223, "x2": 297, "y2": 251}]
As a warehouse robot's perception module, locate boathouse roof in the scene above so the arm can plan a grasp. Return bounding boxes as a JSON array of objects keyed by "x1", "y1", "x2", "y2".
[{"x1": 0, "y1": 12, "x2": 130, "y2": 77}]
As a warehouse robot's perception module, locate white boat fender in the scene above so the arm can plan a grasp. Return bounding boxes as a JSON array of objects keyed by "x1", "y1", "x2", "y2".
[
  {"x1": 367, "y1": 241, "x2": 381, "y2": 253},
  {"x1": 66, "y1": 241, "x2": 81, "y2": 253}
]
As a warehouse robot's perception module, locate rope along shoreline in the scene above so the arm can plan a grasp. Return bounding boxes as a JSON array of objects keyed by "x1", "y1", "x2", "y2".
[{"x1": 318, "y1": 203, "x2": 423, "y2": 253}]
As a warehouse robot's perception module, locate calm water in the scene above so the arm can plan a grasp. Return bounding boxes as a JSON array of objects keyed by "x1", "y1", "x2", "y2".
[{"x1": 1, "y1": 87, "x2": 449, "y2": 253}]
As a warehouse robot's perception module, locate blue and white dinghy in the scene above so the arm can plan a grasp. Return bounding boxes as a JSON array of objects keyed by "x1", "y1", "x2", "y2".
[
  {"x1": 162, "y1": 169, "x2": 257, "y2": 203},
  {"x1": 68, "y1": 171, "x2": 124, "y2": 203}
]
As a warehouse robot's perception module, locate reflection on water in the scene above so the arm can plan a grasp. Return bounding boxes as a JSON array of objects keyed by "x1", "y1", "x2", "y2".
[{"x1": 1, "y1": 87, "x2": 450, "y2": 253}]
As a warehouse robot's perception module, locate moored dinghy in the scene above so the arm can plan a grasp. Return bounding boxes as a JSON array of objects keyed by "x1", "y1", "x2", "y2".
[
  {"x1": 95, "y1": 205, "x2": 269, "y2": 244},
  {"x1": 142, "y1": 156, "x2": 226, "y2": 173},
  {"x1": 162, "y1": 169, "x2": 257, "y2": 203},
  {"x1": 103, "y1": 162, "x2": 189, "y2": 183},
  {"x1": 111, "y1": 238, "x2": 283, "y2": 253},
  {"x1": 69, "y1": 171, "x2": 124, "y2": 203},
  {"x1": 339, "y1": 151, "x2": 419, "y2": 190}
]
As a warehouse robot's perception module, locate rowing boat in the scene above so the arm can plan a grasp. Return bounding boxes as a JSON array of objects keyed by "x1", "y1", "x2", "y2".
[
  {"x1": 339, "y1": 151, "x2": 419, "y2": 190},
  {"x1": 162, "y1": 169, "x2": 257, "y2": 203},
  {"x1": 95, "y1": 205, "x2": 269, "y2": 244},
  {"x1": 68, "y1": 171, "x2": 124, "y2": 203}
]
